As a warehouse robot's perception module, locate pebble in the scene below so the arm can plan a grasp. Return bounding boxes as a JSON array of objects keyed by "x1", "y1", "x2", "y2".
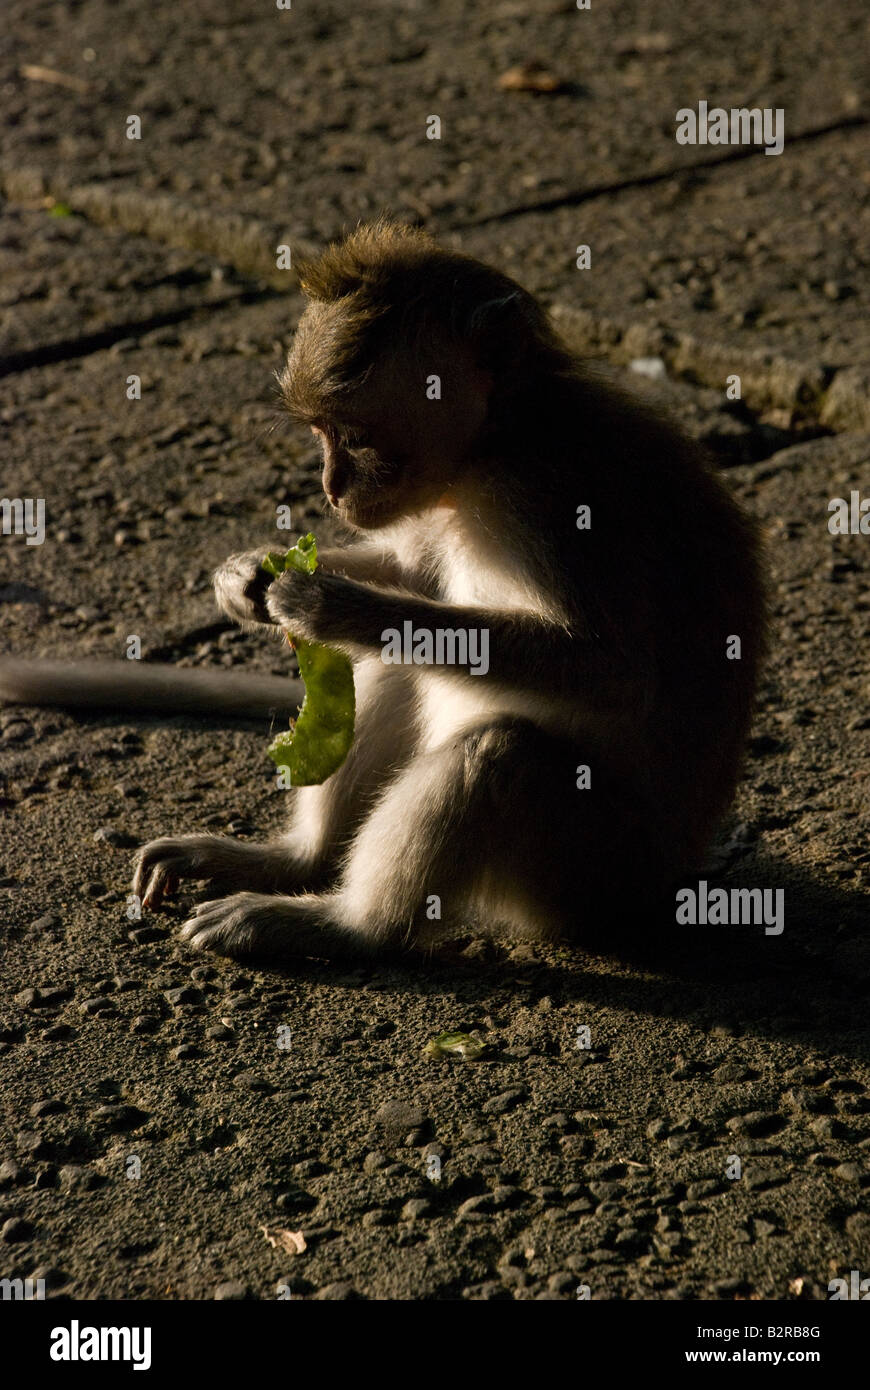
[
  {"x1": 131, "y1": 1016, "x2": 159, "y2": 1034},
  {"x1": 686, "y1": 1179, "x2": 721, "y2": 1201},
  {"x1": 0, "y1": 1159, "x2": 23, "y2": 1187},
  {"x1": 16, "y1": 1132, "x2": 50, "y2": 1159},
  {"x1": 363, "y1": 1150, "x2": 390, "y2": 1174},
  {"x1": 362, "y1": 1209, "x2": 391, "y2": 1228},
  {"x1": 93, "y1": 827, "x2": 139, "y2": 848},
  {"x1": 206, "y1": 1024, "x2": 235, "y2": 1041},
  {"x1": 833, "y1": 1163, "x2": 863, "y2": 1183},
  {"x1": 80, "y1": 996, "x2": 116, "y2": 1016},
  {"x1": 482, "y1": 1088, "x2": 526, "y2": 1115},
  {"x1": 375, "y1": 1099, "x2": 425, "y2": 1132},
  {"x1": 30, "y1": 1099, "x2": 66, "y2": 1118},
  {"x1": 42, "y1": 1024, "x2": 75, "y2": 1041},
  {"x1": 232, "y1": 1071, "x2": 274, "y2": 1092},
  {"x1": 312, "y1": 1282, "x2": 356, "y2": 1300},
  {"x1": 59, "y1": 1166, "x2": 98, "y2": 1191},
  {"x1": 401, "y1": 1198, "x2": 432, "y2": 1221},
  {"x1": 164, "y1": 986, "x2": 202, "y2": 1006},
  {"x1": 128, "y1": 927, "x2": 165, "y2": 944},
  {"x1": 91, "y1": 1104, "x2": 146, "y2": 1131},
  {"x1": 726, "y1": 1111, "x2": 784, "y2": 1137},
  {"x1": 214, "y1": 1281, "x2": 248, "y2": 1300},
  {"x1": 29, "y1": 913, "x2": 62, "y2": 934},
  {"x1": 1, "y1": 1217, "x2": 33, "y2": 1242},
  {"x1": 30, "y1": 1264, "x2": 67, "y2": 1289}
]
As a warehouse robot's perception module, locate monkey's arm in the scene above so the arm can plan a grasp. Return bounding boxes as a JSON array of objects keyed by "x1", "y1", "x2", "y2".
[
  {"x1": 317, "y1": 546, "x2": 418, "y2": 590},
  {"x1": 215, "y1": 544, "x2": 433, "y2": 628},
  {"x1": 266, "y1": 569, "x2": 627, "y2": 702}
]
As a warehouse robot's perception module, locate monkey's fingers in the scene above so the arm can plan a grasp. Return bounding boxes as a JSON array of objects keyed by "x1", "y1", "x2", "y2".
[{"x1": 133, "y1": 841, "x2": 195, "y2": 908}]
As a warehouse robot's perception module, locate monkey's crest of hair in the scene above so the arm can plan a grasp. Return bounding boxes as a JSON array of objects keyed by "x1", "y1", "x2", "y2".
[{"x1": 281, "y1": 219, "x2": 571, "y2": 421}]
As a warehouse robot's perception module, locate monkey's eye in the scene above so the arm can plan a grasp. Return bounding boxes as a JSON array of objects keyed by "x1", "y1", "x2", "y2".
[{"x1": 341, "y1": 430, "x2": 374, "y2": 452}]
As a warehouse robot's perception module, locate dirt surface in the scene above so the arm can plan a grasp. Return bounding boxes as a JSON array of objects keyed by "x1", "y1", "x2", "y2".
[{"x1": 0, "y1": 1, "x2": 868, "y2": 1302}]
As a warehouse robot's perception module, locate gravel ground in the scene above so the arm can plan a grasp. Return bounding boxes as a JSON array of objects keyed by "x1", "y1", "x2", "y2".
[{"x1": 0, "y1": 0, "x2": 868, "y2": 1302}]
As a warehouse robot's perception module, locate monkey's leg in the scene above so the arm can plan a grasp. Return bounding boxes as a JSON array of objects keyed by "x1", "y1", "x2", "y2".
[
  {"x1": 133, "y1": 658, "x2": 417, "y2": 909},
  {"x1": 178, "y1": 719, "x2": 593, "y2": 962}
]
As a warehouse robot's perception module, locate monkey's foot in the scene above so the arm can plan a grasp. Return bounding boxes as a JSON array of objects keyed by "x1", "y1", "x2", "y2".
[{"x1": 180, "y1": 892, "x2": 371, "y2": 961}]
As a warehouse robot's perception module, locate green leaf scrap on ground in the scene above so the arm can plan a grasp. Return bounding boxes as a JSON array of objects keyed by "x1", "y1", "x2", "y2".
[
  {"x1": 425, "y1": 1032, "x2": 487, "y2": 1061},
  {"x1": 49, "y1": 201, "x2": 73, "y2": 217},
  {"x1": 263, "y1": 534, "x2": 355, "y2": 787}
]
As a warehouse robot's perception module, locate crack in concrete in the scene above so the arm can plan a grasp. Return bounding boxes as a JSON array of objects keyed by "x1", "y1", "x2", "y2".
[{"x1": 453, "y1": 115, "x2": 870, "y2": 228}]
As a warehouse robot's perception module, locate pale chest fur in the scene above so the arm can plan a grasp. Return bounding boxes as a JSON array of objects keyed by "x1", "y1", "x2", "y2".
[{"x1": 393, "y1": 509, "x2": 561, "y2": 749}]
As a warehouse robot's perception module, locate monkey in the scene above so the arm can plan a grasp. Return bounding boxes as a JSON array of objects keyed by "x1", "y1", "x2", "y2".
[{"x1": 0, "y1": 220, "x2": 766, "y2": 963}]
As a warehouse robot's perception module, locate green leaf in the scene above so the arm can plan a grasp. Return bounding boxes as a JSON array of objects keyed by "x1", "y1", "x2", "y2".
[
  {"x1": 425, "y1": 1032, "x2": 487, "y2": 1061},
  {"x1": 49, "y1": 201, "x2": 73, "y2": 218},
  {"x1": 263, "y1": 535, "x2": 355, "y2": 786}
]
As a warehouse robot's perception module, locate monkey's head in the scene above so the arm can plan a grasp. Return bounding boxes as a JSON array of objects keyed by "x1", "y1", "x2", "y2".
[{"x1": 278, "y1": 220, "x2": 563, "y2": 529}]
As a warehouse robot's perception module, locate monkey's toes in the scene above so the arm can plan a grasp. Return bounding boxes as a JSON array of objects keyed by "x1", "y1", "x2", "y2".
[{"x1": 180, "y1": 894, "x2": 270, "y2": 958}]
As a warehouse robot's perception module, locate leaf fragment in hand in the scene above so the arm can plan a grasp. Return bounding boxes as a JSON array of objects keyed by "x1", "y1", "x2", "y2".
[{"x1": 263, "y1": 533, "x2": 355, "y2": 786}]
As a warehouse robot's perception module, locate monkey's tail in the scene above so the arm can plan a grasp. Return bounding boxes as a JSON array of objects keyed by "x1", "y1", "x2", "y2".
[{"x1": 0, "y1": 659, "x2": 302, "y2": 720}]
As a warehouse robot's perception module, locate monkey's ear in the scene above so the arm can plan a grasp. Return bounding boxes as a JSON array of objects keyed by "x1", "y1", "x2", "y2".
[{"x1": 463, "y1": 291, "x2": 540, "y2": 374}]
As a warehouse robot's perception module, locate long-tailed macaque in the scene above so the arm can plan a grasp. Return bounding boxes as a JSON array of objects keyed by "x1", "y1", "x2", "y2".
[{"x1": 1, "y1": 222, "x2": 766, "y2": 961}]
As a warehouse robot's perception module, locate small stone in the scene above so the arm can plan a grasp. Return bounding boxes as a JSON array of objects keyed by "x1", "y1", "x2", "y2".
[
  {"x1": 30, "y1": 1099, "x2": 65, "y2": 1118},
  {"x1": 312, "y1": 1282, "x2": 356, "y2": 1300},
  {"x1": 401, "y1": 1198, "x2": 432, "y2": 1221},
  {"x1": 80, "y1": 996, "x2": 116, "y2": 1016},
  {"x1": 41, "y1": 1024, "x2": 74, "y2": 1041},
  {"x1": 93, "y1": 827, "x2": 138, "y2": 848},
  {"x1": 206, "y1": 1024, "x2": 235, "y2": 1041},
  {"x1": 14, "y1": 989, "x2": 39, "y2": 1008},
  {"x1": 232, "y1": 1071, "x2": 273, "y2": 1092},
  {"x1": 686, "y1": 1179, "x2": 721, "y2": 1201},
  {"x1": 363, "y1": 1150, "x2": 390, "y2": 1174},
  {"x1": 128, "y1": 927, "x2": 165, "y2": 944},
  {"x1": 164, "y1": 986, "x2": 201, "y2": 1006},
  {"x1": 630, "y1": 356, "x2": 667, "y2": 381},
  {"x1": 833, "y1": 1163, "x2": 864, "y2": 1183},
  {"x1": 131, "y1": 1015, "x2": 159, "y2": 1034},
  {"x1": 362, "y1": 1209, "x2": 391, "y2": 1228},
  {"x1": 59, "y1": 1165, "x2": 97, "y2": 1191},
  {"x1": 726, "y1": 1111, "x2": 784, "y2": 1137},
  {"x1": 30, "y1": 1264, "x2": 67, "y2": 1289},
  {"x1": 214, "y1": 1281, "x2": 248, "y2": 1300},
  {"x1": 375, "y1": 1099, "x2": 425, "y2": 1132},
  {"x1": 457, "y1": 1194, "x2": 493, "y2": 1219},
  {"x1": 482, "y1": 1088, "x2": 526, "y2": 1116},
  {"x1": 16, "y1": 1131, "x2": 50, "y2": 1159},
  {"x1": 171, "y1": 1044, "x2": 199, "y2": 1060},
  {"x1": 811, "y1": 1116, "x2": 845, "y2": 1141},
  {"x1": 29, "y1": 914, "x2": 61, "y2": 934},
  {"x1": 0, "y1": 1159, "x2": 23, "y2": 1187},
  {"x1": 91, "y1": 1104, "x2": 146, "y2": 1131},
  {"x1": 543, "y1": 1112, "x2": 570, "y2": 1130},
  {"x1": 1, "y1": 1217, "x2": 33, "y2": 1242}
]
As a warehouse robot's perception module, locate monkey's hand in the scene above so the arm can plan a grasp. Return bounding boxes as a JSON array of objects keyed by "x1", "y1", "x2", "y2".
[
  {"x1": 213, "y1": 551, "x2": 276, "y2": 628},
  {"x1": 265, "y1": 566, "x2": 344, "y2": 642}
]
